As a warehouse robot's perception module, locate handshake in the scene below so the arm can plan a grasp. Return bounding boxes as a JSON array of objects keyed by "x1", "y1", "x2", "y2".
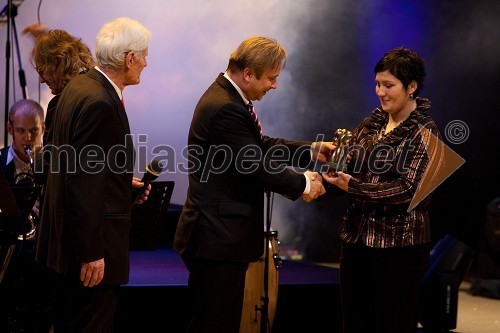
[
  {"x1": 301, "y1": 170, "x2": 326, "y2": 202},
  {"x1": 300, "y1": 140, "x2": 333, "y2": 202},
  {"x1": 300, "y1": 132, "x2": 353, "y2": 202}
]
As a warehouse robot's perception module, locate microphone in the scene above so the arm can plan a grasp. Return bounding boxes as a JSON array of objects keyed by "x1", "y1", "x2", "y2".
[{"x1": 132, "y1": 159, "x2": 164, "y2": 205}]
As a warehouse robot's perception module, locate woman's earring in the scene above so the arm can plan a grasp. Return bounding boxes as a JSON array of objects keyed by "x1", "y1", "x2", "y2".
[{"x1": 409, "y1": 93, "x2": 414, "y2": 100}]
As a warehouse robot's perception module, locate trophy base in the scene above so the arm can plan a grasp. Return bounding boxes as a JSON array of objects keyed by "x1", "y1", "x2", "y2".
[{"x1": 328, "y1": 162, "x2": 347, "y2": 173}]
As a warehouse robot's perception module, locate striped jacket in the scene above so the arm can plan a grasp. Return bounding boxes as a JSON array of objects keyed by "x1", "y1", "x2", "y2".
[{"x1": 340, "y1": 97, "x2": 442, "y2": 248}]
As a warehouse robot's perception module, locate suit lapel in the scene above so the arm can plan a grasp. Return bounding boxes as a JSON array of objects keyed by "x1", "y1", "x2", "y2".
[
  {"x1": 216, "y1": 74, "x2": 263, "y2": 143},
  {"x1": 87, "y1": 68, "x2": 134, "y2": 157},
  {"x1": 87, "y1": 68, "x2": 131, "y2": 135},
  {"x1": 0, "y1": 147, "x2": 16, "y2": 185}
]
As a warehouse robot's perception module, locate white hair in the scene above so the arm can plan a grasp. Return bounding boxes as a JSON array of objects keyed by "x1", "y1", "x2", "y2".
[{"x1": 95, "y1": 17, "x2": 152, "y2": 71}]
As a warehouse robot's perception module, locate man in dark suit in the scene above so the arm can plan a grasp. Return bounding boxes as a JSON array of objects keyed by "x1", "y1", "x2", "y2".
[
  {"x1": 36, "y1": 17, "x2": 151, "y2": 332},
  {"x1": 174, "y1": 36, "x2": 333, "y2": 333},
  {"x1": 0, "y1": 99, "x2": 46, "y2": 332}
]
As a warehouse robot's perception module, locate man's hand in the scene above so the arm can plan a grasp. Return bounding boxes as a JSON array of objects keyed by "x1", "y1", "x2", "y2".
[
  {"x1": 311, "y1": 141, "x2": 336, "y2": 164},
  {"x1": 302, "y1": 171, "x2": 326, "y2": 202},
  {"x1": 132, "y1": 177, "x2": 151, "y2": 204},
  {"x1": 22, "y1": 22, "x2": 48, "y2": 38},
  {"x1": 21, "y1": 22, "x2": 48, "y2": 38},
  {"x1": 80, "y1": 258, "x2": 105, "y2": 287}
]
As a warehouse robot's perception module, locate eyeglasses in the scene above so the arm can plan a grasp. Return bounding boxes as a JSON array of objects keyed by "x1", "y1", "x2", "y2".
[{"x1": 35, "y1": 66, "x2": 47, "y2": 80}]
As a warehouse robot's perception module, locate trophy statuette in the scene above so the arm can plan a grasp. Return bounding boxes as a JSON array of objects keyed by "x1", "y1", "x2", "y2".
[{"x1": 328, "y1": 128, "x2": 353, "y2": 175}]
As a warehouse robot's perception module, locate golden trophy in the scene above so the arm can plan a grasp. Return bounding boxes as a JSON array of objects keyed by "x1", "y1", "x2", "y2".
[{"x1": 328, "y1": 128, "x2": 353, "y2": 175}]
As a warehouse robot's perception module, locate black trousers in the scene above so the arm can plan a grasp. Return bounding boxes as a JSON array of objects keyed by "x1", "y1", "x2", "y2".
[
  {"x1": 340, "y1": 243, "x2": 430, "y2": 333},
  {"x1": 53, "y1": 275, "x2": 119, "y2": 333},
  {"x1": 183, "y1": 256, "x2": 248, "y2": 333}
]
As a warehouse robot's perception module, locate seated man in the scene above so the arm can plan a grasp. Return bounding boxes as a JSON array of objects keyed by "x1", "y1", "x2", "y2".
[
  {"x1": 0, "y1": 99, "x2": 50, "y2": 333},
  {"x1": 0, "y1": 99, "x2": 45, "y2": 187}
]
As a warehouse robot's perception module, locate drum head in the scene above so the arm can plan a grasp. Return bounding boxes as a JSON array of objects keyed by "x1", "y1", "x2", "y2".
[{"x1": 240, "y1": 232, "x2": 279, "y2": 332}]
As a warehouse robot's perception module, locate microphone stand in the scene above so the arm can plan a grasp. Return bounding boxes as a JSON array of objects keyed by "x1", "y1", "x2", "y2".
[
  {"x1": 260, "y1": 188, "x2": 272, "y2": 333},
  {"x1": 2, "y1": 0, "x2": 28, "y2": 147}
]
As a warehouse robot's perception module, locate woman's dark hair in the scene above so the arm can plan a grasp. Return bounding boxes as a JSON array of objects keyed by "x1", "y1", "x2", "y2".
[{"x1": 374, "y1": 47, "x2": 426, "y2": 98}]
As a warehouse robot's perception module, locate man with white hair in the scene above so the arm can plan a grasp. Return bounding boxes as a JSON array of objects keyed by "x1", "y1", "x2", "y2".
[{"x1": 36, "y1": 17, "x2": 151, "y2": 332}]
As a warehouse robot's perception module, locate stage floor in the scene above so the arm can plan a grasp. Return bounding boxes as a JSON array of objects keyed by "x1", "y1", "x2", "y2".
[
  {"x1": 126, "y1": 248, "x2": 340, "y2": 287},
  {"x1": 115, "y1": 249, "x2": 342, "y2": 332}
]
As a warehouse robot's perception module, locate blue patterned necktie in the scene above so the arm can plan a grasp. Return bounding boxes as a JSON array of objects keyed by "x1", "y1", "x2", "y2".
[{"x1": 247, "y1": 101, "x2": 263, "y2": 139}]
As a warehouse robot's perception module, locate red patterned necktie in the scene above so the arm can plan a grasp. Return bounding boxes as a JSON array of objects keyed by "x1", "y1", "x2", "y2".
[{"x1": 247, "y1": 101, "x2": 263, "y2": 139}]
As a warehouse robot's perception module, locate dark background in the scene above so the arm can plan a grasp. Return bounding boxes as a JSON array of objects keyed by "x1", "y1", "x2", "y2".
[{"x1": 262, "y1": 0, "x2": 500, "y2": 265}]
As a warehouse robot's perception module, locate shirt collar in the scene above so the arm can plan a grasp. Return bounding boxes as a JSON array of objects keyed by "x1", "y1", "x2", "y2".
[
  {"x1": 223, "y1": 71, "x2": 250, "y2": 106},
  {"x1": 95, "y1": 66, "x2": 123, "y2": 100},
  {"x1": 7, "y1": 145, "x2": 30, "y2": 175},
  {"x1": 6, "y1": 145, "x2": 16, "y2": 165}
]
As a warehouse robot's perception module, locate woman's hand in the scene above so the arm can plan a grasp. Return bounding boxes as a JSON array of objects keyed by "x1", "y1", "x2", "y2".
[{"x1": 322, "y1": 171, "x2": 351, "y2": 192}]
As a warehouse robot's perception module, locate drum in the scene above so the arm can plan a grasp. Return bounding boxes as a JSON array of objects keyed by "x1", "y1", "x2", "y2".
[{"x1": 240, "y1": 230, "x2": 282, "y2": 333}]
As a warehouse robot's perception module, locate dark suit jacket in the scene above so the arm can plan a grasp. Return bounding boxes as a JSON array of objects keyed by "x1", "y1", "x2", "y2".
[
  {"x1": 36, "y1": 68, "x2": 135, "y2": 285},
  {"x1": 42, "y1": 94, "x2": 60, "y2": 145},
  {"x1": 174, "y1": 73, "x2": 312, "y2": 263},
  {"x1": 0, "y1": 146, "x2": 15, "y2": 186}
]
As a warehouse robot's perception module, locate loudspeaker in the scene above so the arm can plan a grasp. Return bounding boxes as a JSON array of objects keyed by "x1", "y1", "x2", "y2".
[
  {"x1": 472, "y1": 197, "x2": 500, "y2": 297},
  {"x1": 485, "y1": 197, "x2": 500, "y2": 254},
  {"x1": 417, "y1": 234, "x2": 474, "y2": 332}
]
